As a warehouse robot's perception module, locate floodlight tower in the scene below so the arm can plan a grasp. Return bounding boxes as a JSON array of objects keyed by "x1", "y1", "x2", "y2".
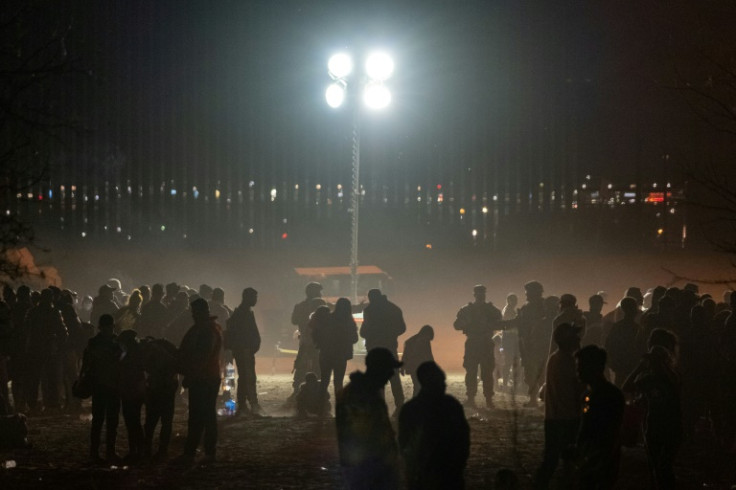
[{"x1": 326, "y1": 51, "x2": 394, "y2": 303}]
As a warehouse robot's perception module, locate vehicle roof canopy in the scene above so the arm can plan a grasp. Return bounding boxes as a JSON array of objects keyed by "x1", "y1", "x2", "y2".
[{"x1": 294, "y1": 265, "x2": 390, "y2": 277}]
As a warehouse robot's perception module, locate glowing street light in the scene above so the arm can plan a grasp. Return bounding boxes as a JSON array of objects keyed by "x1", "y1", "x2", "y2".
[{"x1": 325, "y1": 50, "x2": 394, "y2": 301}]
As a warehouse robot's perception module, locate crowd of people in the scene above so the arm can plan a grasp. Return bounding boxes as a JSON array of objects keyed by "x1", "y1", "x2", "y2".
[{"x1": 0, "y1": 276, "x2": 734, "y2": 489}]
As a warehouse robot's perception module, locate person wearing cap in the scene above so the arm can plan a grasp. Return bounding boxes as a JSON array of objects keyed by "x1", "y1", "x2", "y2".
[
  {"x1": 176, "y1": 298, "x2": 223, "y2": 465},
  {"x1": 107, "y1": 278, "x2": 129, "y2": 308},
  {"x1": 360, "y1": 289, "x2": 407, "y2": 414},
  {"x1": 534, "y1": 323, "x2": 584, "y2": 489},
  {"x1": 398, "y1": 361, "x2": 470, "y2": 490},
  {"x1": 90, "y1": 284, "x2": 120, "y2": 328},
  {"x1": 553, "y1": 294, "x2": 586, "y2": 336},
  {"x1": 505, "y1": 281, "x2": 547, "y2": 407},
  {"x1": 224, "y1": 287, "x2": 263, "y2": 416},
  {"x1": 336, "y1": 347, "x2": 401, "y2": 490},
  {"x1": 81, "y1": 313, "x2": 122, "y2": 463},
  {"x1": 454, "y1": 284, "x2": 502, "y2": 408},
  {"x1": 288, "y1": 282, "x2": 327, "y2": 402}
]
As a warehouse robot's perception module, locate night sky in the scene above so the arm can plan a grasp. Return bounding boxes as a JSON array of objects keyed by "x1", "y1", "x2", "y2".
[
  {"x1": 6, "y1": 1, "x2": 736, "y2": 249},
  {"x1": 56, "y1": 1, "x2": 731, "y2": 179}
]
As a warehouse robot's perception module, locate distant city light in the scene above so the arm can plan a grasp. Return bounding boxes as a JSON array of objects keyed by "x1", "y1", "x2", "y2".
[
  {"x1": 316, "y1": 184, "x2": 321, "y2": 190},
  {"x1": 425, "y1": 243, "x2": 432, "y2": 249},
  {"x1": 215, "y1": 189, "x2": 221, "y2": 199},
  {"x1": 471, "y1": 229, "x2": 478, "y2": 237},
  {"x1": 170, "y1": 189, "x2": 177, "y2": 196},
  {"x1": 161, "y1": 225, "x2": 166, "y2": 231},
  {"x1": 482, "y1": 206, "x2": 488, "y2": 214},
  {"x1": 459, "y1": 208, "x2": 466, "y2": 215},
  {"x1": 657, "y1": 228, "x2": 664, "y2": 235},
  {"x1": 281, "y1": 233, "x2": 288, "y2": 239}
]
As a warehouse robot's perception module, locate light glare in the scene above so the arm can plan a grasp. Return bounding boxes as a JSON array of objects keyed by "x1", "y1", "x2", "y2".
[
  {"x1": 363, "y1": 83, "x2": 391, "y2": 109},
  {"x1": 365, "y1": 52, "x2": 394, "y2": 81},
  {"x1": 326, "y1": 82, "x2": 346, "y2": 108},
  {"x1": 328, "y1": 53, "x2": 352, "y2": 79}
]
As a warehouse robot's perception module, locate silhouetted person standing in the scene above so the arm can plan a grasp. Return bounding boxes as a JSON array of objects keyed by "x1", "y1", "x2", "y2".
[
  {"x1": 336, "y1": 347, "x2": 401, "y2": 490},
  {"x1": 313, "y1": 298, "x2": 359, "y2": 396},
  {"x1": 289, "y1": 282, "x2": 326, "y2": 401},
  {"x1": 225, "y1": 288, "x2": 263, "y2": 416},
  {"x1": 575, "y1": 345, "x2": 625, "y2": 490},
  {"x1": 501, "y1": 293, "x2": 521, "y2": 392},
  {"x1": 534, "y1": 324, "x2": 584, "y2": 489},
  {"x1": 9, "y1": 285, "x2": 32, "y2": 412},
  {"x1": 25, "y1": 288, "x2": 68, "y2": 412},
  {"x1": 582, "y1": 294, "x2": 605, "y2": 347},
  {"x1": 398, "y1": 361, "x2": 470, "y2": 490},
  {"x1": 360, "y1": 289, "x2": 406, "y2": 414},
  {"x1": 90, "y1": 284, "x2": 119, "y2": 328},
  {"x1": 139, "y1": 283, "x2": 168, "y2": 338},
  {"x1": 454, "y1": 284, "x2": 502, "y2": 408},
  {"x1": 605, "y1": 297, "x2": 642, "y2": 387},
  {"x1": 141, "y1": 336, "x2": 178, "y2": 462},
  {"x1": 400, "y1": 325, "x2": 435, "y2": 398},
  {"x1": 514, "y1": 281, "x2": 547, "y2": 407},
  {"x1": 81, "y1": 314, "x2": 121, "y2": 463},
  {"x1": 623, "y1": 346, "x2": 681, "y2": 489},
  {"x1": 177, "y1": 298, "x2": 223, "y2": 465},
  {"x1": 118, "y1": 330, "x2": 146, "y2": 463}
]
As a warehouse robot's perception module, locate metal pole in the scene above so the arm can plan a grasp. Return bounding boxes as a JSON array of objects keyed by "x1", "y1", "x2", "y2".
[{"x1": 350, "y1": 113, "x2": 360, "y2": 303}]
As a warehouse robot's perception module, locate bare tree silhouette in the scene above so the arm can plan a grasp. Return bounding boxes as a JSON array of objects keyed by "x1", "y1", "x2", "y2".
[{"x1": 0, "y1": 1, "x2": 84, "y2": 282}]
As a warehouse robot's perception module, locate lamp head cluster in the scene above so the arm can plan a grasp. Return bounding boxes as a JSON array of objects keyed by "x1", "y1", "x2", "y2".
[{"x1": 326, "y1": 51, "x2": 394, "y2": 110}]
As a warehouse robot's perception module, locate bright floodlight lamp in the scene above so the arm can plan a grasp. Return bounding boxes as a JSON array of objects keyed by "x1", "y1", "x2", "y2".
[
  {"x1": 328, "y1": 53, "x2": 353, "y2": 80},
  {"x1": 365, "y1": 52, "x2": 394, "y2": 81},
  {"x1": 326, "y1": 81, "x2": 346, "y2": 108},
  {"x1": 363, "y1": 82, "x2": 391, "y2": 110}
]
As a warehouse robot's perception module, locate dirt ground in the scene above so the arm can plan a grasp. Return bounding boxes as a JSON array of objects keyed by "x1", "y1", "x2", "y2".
[{"x1": 1, "y1": 369, "x2": 733, "y2": 490}]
